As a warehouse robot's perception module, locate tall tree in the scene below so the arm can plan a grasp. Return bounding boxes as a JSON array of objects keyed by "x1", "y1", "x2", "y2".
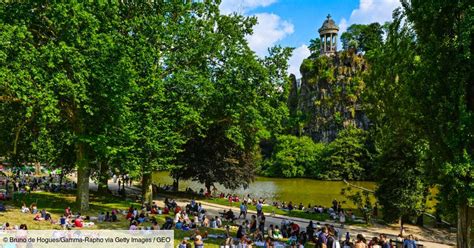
[
  {"x1": 0, "y1": 2, "x2": 133, "y2": 210},
  {"x1": 400, "y1": 1, "x2": 473, "y2": 246},
  {"x1": 174, "y1": 15, "x2": 293, "y2": 192},
  {"x1": 365, "y1": 3, "x2": 473, "y2": 246}
]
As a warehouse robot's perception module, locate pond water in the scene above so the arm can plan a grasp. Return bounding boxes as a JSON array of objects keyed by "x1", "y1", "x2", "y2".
[{"x1": 152, "y1": 171, "x2": 376, "y2": 207}]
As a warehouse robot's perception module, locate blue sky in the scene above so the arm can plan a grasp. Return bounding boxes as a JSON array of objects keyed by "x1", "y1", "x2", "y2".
[{"x1": 219, "y1": 0, "x2": 402, "y2": 78}]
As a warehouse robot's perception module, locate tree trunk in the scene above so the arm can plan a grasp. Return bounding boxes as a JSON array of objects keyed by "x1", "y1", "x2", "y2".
[
  {"x1": 76, "y1": 142, "x2": 90, "y2": 212},
  {"x1": 173, "y1": 178, "x2": 179, "y2": 192},
  {"x1": 457, "y1": 201, "x2": 472, "y2": 248},
  {"x1": 59, "y1": 170, "x2": 64, "y2": 187},
  {"x1": 35, "y1": 162, "x2": 41, "y2": 176},
  {"x1": 205, "y1": 181, "x2": 211, "y2": 194},
  {"x1": 399, "y1": 217, "x2": 404, "y2": 235},
  {"x1": 142, "y1": 173, "x2": 152, "y2": 204},
  {"x1": 416, "y1": 214, "x2": 424, "y2": 226},
  {"x1": 97, "y1": 161, "x2": 109, "y2": 194}
]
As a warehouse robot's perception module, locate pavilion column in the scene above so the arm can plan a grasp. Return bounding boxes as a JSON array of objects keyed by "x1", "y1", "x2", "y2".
[
  {"x1": 330, "y1": 34, "x2": 333, "y2": 51},
  {"x1": 320, "y1": 35, "x2": 323, "y2": 52},
  {"x1": 324, "y1": 35, "x2": 327, "y2": 52}
]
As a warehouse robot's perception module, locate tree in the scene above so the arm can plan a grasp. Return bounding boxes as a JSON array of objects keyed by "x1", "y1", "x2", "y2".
[
  {"x1": 340, "y1": 23, "x2": 384, "y2": 53},
  {"x1": 308, "y1": 38, "x2": 322, "y2": 58},
  {"x1": 174, "y1": 15, "x2": 293, "y2": 192},
  {"x1": 326, "y1": 127, "x2": 369, "y2": 180},
  {"x1": 365, "y1": 2, "x2": 473, "y2": 246},
  {"x1": 400, "y1": 1, "x2": 473, "y2": 246},
  {"x1": 115, "y1": 1, "x2": 219, "y2": 203},
  {"x1": 0, "y1": 2, "x2": 134, "y2": 211},
  {"x1": 341, "y1": 187, "x2": 374, "y2": 224},
  {"x1": 266, "y1": 135, "x2": 326, "y2": 178},
  {"x1": 363, "y1": 9, "x2": 429, "y2": 226}
]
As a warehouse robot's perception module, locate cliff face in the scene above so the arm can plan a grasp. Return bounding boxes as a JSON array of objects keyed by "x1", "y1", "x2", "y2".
[{"x1": 295, "y1": 51, "x2": 369, "y2": 143}]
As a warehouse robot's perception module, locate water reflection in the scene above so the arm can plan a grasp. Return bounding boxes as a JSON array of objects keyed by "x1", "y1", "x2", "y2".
[{"x1": 152, "y1": 171, "x2": 376, "y2": 206}]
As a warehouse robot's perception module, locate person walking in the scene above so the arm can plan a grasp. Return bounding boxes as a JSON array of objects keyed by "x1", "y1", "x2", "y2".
[{"x1": 239, "y1": 202, "x2": 247, "y2": 219}]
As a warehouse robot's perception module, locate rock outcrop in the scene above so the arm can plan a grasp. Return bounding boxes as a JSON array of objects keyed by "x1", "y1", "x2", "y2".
[{"x1": 293, "y1": 51, "x2": 370, "y2": 143}]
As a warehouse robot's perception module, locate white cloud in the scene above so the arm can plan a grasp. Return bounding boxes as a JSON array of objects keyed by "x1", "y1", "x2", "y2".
[
  {"x1": 338, "y1": 18, "x2": 348, "y2": 35},
  {"x1": 220, "y1": 0, "x2": 277, "y2": 15},
  {"x1": 219, "y1": 1, "x2": 294, "y2": 58},
  {"x1": 337, "y1": 0, "x2": 401, "y2": 49},
  {"x1": 288, "y1": 45, "x2": 310, "y2": 78},
  {"x1": 246, "y1": 13, "x2": 294, "y2": 56},
  {"x1": 348, "y1": 0, "x2": 401, "y2": 25}
]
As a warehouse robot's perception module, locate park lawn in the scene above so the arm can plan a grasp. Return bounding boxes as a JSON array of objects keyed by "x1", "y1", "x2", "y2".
[{"x1": 0, "y1": 191, "x2": 243, "y2": 247}]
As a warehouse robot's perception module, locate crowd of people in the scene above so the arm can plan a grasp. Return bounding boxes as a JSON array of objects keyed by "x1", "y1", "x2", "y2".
[
  {"x1": 0, "y1": 173, "x2": 423, "y2": 248},
  {"x1": 162, "y1": 197, "x2": 420, "y2": 248},
  {"x1": 1, "y1": 173, "x2": 76, "y2": 196}
]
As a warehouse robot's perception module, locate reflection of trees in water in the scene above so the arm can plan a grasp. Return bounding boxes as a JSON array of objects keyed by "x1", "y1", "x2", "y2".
[{"x1": 153, "y1": 171, "x2": 376, "y2": 206}]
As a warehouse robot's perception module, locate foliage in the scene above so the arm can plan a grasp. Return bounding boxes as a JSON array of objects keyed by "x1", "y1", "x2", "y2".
[
  {"x1": 0, "y1": 1, "x2": 292, "y2": 208},
  {"x1": 326, "y1": 127, "x2": 370, "y2": 180},
  {"x1": 173, "y1": 16, "x2": 293, "y2": 191},
  {"x1": 340, "y1": 23, "x2": 384, "y2": 53},
  {"x1": 308, "y1": 38, "x2": 322, "y2": 58},
  {"x1": 364, "y1": 1, "x2": 473, "y2": 245},
  {"x1": 265, "y1": 135, "x2": 326, "y2": 178},
  {"x1": 362, "y1": 10, "x2": 430, "y2": 225},
  {"x1": 341, "y1": 187, "x2": 373, "y2": 224},
  {"x1": 262, "y1": 128, "x2": 373, "y2": 180},
  {"x1": 401, "y1": 1, "x2": 473, "y2": 245}
]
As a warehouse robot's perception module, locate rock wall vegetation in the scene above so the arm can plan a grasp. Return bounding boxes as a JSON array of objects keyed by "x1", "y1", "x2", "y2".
[{"x1": 261, "y1": 50, "x2": 375, "y2": 180}]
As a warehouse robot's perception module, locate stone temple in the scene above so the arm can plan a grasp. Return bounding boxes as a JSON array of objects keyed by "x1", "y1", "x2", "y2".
[{"x1": 318, "y1": 14, "x2": 339, "y2": 56}]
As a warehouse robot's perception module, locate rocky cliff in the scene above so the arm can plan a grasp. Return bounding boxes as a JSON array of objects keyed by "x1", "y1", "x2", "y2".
[{"x1": 289, "y1": 51, "x2": 370, "y2": 143}]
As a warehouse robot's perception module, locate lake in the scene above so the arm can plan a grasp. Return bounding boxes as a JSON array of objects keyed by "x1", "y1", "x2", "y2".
[{"x1": 152, "y1": 171, "x2": 376, "y2": 207}]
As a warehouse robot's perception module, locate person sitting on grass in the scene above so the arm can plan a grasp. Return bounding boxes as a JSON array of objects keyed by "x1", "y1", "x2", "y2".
[
  {"x1": 403, "y1": 234, "x2": 417, "y2": 248},
  {"x1": 178, "y1": 239, "x2": 189, "y2": 248},
  {"x1": 137, "y1": 211, "x2": 147, "y2": 223},
  {"x1": 194, "y1": 235, "x2": 204, "y2": 248},
  {"x1": 225, "y1": 208, "x2": 235, "y2": 222},
  {"x1": 60, "y1": 215, "x2": 69, "y2": 229},
  {"x1": 209, "y1": 217, "x2": 217, "y2": 228},
  {"x1": 253, "y1": 229, "x2": 264, "y2": 242},
  {"x1": 21, "y1": 202, "x2": 30, "y2": 213},
  {"x1": 267, "y1": 224, "x2": 275, "y2": 239},
  {"x1": 239, "y1": 234, "x2": 251, "y2": 247},
  {"x1": 126, "y1": 210, "x2": 134, "y2": 220},
  {"x1": 30, "y1": 203, "x2": 38, "y2": 214},
  {"x1": 202, "y1": 216, "x2": 209, "y2": 227},
  {"x1": 111, "y1": 211, "x2": 118, "y2": 222},
  {"x1": 2, "y1": 222, "x2": 12, "y2": 230},
  {"x1": 33, "y1": 213, "x2": 44, "y2": 221},
  {"x1": 151, "y1": 202, "x2": 158, "y2": 214},
  {"x1": 129, "y1": 220, "x2": 138, "y2": 230},
  {"x1": 215, "y1": 216, "x2": 222, "y2": 228},
  {"x1": 175, "y1": 219, "x2": 183, "y2": 230},
  {"x1": 98, "y1": 212, "x2": 105, "y2": 222},
  {"x1": 273, "y1": 225, "x2": 283, "y2": 239},
  {"x1": 74, "y1": 216, "x2": 84, "y2": 228},
  {"x1": 65, "y1": 207, "x2": 72, "y2": 217},
  {"x1": 264, "y1": 237, "x2": 274, "y2": 248},
  {"x1": 151, "y1": 220, "x2": 160, "y2": 230}
]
